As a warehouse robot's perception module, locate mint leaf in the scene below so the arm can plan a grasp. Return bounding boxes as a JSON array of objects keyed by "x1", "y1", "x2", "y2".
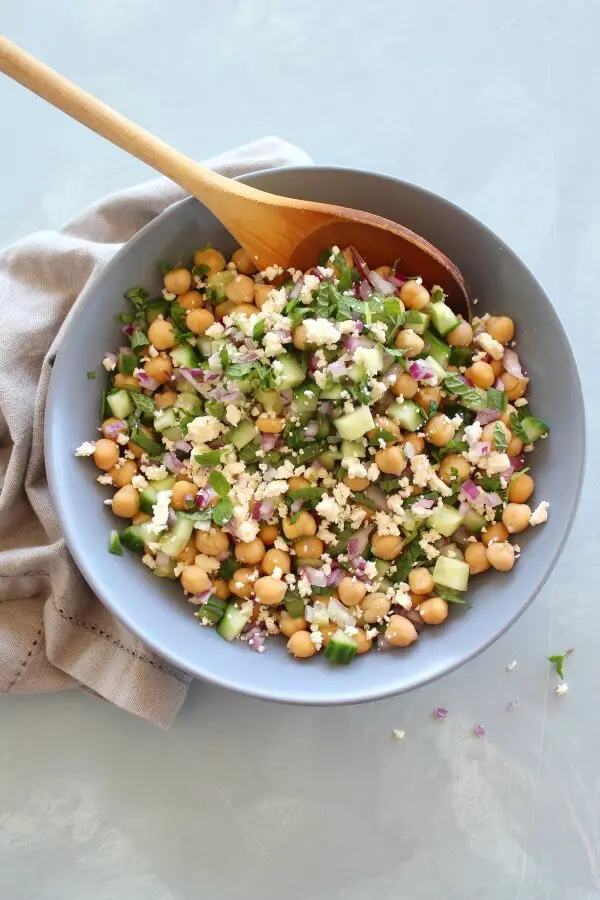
[
  {"x1": 493, "y1": 421, "x2": 508, "y2": 451},
  {"x1": 132, "y1": 393, "x2": 155, "y2": 417},
  {"x1": 509, "y1": 412, "x2": 530, "y2": 443},
  {"x1": 195, "y1": 450, "x2": 223, "y2": 466},
  {"x1": 86, "y1": 370, "x2": 96, "y2": 380},
  {"x1": 124, "y1": 286, "x2": 148, "y2": 307},
  {"x1": 436, "y1": 585, "x2": 472, "y2": 607},
  {"x1": 212, "y1": 499, "x2": 233, "y2": 526},
  {"x1": 209, "y1": 471, "x2": 230, "y2": 498},
  {"x1": 443, "y1": 373, "x2": 486, "y2": 411},
  {"x1": 548, "y1": 649, "x2": 573, "y2": 680},
  {"x1": 486, "y1": 387, "x2": 507, "y2": 411},
  {"x1": 130, "y1": 329, "x2": 149, "y2": 350},
  {"x1": 252, "y1": 319, "x2": 266, "y2": 343}
]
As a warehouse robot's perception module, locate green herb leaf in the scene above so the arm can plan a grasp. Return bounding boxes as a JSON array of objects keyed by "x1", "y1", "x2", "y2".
[
  {"x1": 288, "y1": 487, "x2": 327, "y2": 509},
  {"x1": 487, "y1": 387, "x2": 507, "y2": 411},
  {"x1": 212, "y1": 498, "x2": 233, "y2": 526},
  {"x1": 124, "y1": 287, "x2": 149, "y2": 307},
  {"x1": 288, "y1": 511, "x2": 301, "y2": 525},
  {"x1": 369, "y1": 428, "x2": 397, "y2": 446},
  {"x1": 159, "y1": 261, "x2": 173, "y2": 275},
  {"x1": 430, "y1": 286, "x2": 446, "y2": 304},
  {"x1": 443, "y1": 373, "x2": 486, "y2": 411},
  {"x1": 219, "y1": 557, "x2": 238, "y2": 580},
  {"x1": 509, "y1": 412, "x2": 530, "y2": 443},
  {"x1": 87, "y1": 370, "x2": 96, "y2": 380},
  {"x1": 493, "y1": 421, "x2": 509, "y2": 451},
  {"x1": 130, "y1": 329, "x2": 149, "y2": 350},
  {"x1": 170, "y1": 303, "x2": 191, "y2": 338},
  {"x1": 548, "y1": 649, "x2": 573, "y2": 680},
  {"x1": 435, "y1": 585, "x2": 472, "y2": 606},
  {"x1": 227, "y1": 360, "x2": 276, "y2": 391},
  {"x1": 428, "y1": 401, "x2": 439, "y2": 418},
  {"x1": 195, "y1": 449, "x2": 223, "y2": 466},
  {"x1": 132, "y1": 393, "x2": 155, "y2": 418},
  {"x1": 219, "y1": 346, "x2": 229, "y2": 369},
  {"x1": 393, "y1": 539, "x2": 427, "y2": 583},
  {"x1": 478, "y1": 473, "x2": 503, "y2": 492},
  {"x1": 252, "y1": 319, "x2": 266, "y2": 343},
  {"x1": 350, "y1": 377, "x2": 372, "y2": 406},
  {"x1": 209, "y1": 471, "x2": 230, "y2": 498},
  {"x1": 115, "y1": 312, "x2": 135, "y2": 324},
  {"x1": 192, "y1": 263, "x2": 210, "y2": 277},
  {"x1": 383, "y1": 348, "x2": 407, "y2": 361},
  {"x1": 318, "y1": 247, "x2": 333, "y2": 267},
  {"x1": 365, "y1": 295, "x2": 405, "y2": 331}
]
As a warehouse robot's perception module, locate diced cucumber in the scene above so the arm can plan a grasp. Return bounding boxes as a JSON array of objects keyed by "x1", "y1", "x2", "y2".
[
  {"x1": 106, "y1": 389, "x2": 134, "y2": 419},
  {"x1": 427, "y1": 504, "x2": 464, "y2": 537},
  {"x1": 217, "y1": 603, "x2": 252, "y2": 640},
  {"x1": 154, "y1": 559, "x2": 177, "y2": 579},
  {"x1": 423, "y1": 354, "x2": 447, "y2": 382},
  {"x1": 159, "y1": 514, "x2": 195, "y2": 558},
  {"x1": 162, "y1": 425, "x2": 185, "y2": 441},
  {"x1": 196, "y1": 337, "x2": 213, "y2": 357},
  {"x1": 387, "y1": 399, "x2": 425, "y2": 431},
  {"x1": 285, "y1": 595, "x2": 305, "y2": 618},
  {"x1": 118, "y1": 351, "x2": 137, "y2": 376},
  {"x1": 227, "y1": 420, "x2": 259, "y2": 450},
  {"x1": 170, "y1": 345, "x2": 201, "y2": 369},
  {"x1": 433, "y1": 556, "x2": 470, "y2": 592},
  {"x1": 198, "y1": 596, "x2": 228, "y2": 623},
  {"x1": 374, "y1": 560, "x2": 391, "y2": 577},
  {"x1": 324, "y1": 629, "x2": 358, "y2": 664},
  {"x1": 321, "y1": 383, "x2": 344, "y2": 400},
  {"x1": 206, "y1": 270, "x2": 235, "y2": 300},
  {"x1": 139, "y1": 476, "x2": 176, "y2": 514},
  {"x1": 341, "y1": 439, "x2": 366, "y2": 459},
  {"x1": 316, "y1": 417, "x2": 331, "y2": 439},
  {"x1": 277, "y1": 353, "x2": 307, "y2": 390},
  {"x1": 348, "y1": 363, "x2": 365, "y2": 383},
  {"x1": 429, "y1": 301, "x2": 459, "y2": 337},
  {"x1": 175, "y1": 393, "x2": 204, "y2": 417},
  {"x1": 108, "y1": 530, "x2": 123, "y2": 556},
  {"x1": 317, "y1": 451, "x2": 336, "y2": 471},
  {"x1": 358, "y1": 346, "x2": 384, "y2": 375},
  {"x1": 449, "y1": 346, "x2": 474, "y2": 367},
  {"x1": 154, "y1": 407, "x2": 178, "y2": 433},
  {"x1": 292, "y1": 386, "x2": 320, "y2": 419},
  {"x1": 404, "y1": 310, "x2": 430, "y2": 335},
  {"x1": 520, "y1": 415, "x2": 549, "y2": 443},
  {"x1": 120, "y1": 522, "x2": 161, "y2": 554},
  {"x1": 463, "y1": 509, "x2": 486, "y2": 532},
  {"x1": 257, "y1": 390, "x2": 283, "y2": 414},
  {"x1": 335, "y1": 406, "x2": 374, "y2": 441},
  {"x1": 423, "y1": 330, "x2": 451, "y2": 368}
]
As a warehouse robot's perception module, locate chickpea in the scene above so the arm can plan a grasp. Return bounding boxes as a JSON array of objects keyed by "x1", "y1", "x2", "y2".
[
  {"x1": 292, "y1": 323, "x2": 308, "y2": 350},
  {"x1": 154, "y1": 389, "x2": 178, "y2": 409},
  {"x1": 338, "y1": 577, "x2": 367, "y2": 608},
  {"x1": 490, "y1": 358, "x2": 505, "y2": 377},
  {"x1": 362, "y1": 593, "x2": 392, "y2": 623},
  {"x1": 447, "y1": 319, "x2": 473, "y2": 347},
  {"x1": 254, "y1": 283, "x2": 274, "y2": 309},
  {"x1": 93, "y1": 438, "x2": 120, "y2": 471},
  {"x1": 171, "y1": 481, "x2": 197, "y2": 511},
  {"x1": 465, "y1": 541, "x2": 490, "y2": 574},
  {"x1": 214, "y1": 300, "x2": 236, "y2": 320},
  {"x1": 481, "y1": 421, "x2": 511, "y2": 450},
  {"x1": 235, "y1": 538, "x2": 266, "y2": 566},
  {"x1": 225, "y1": 274, "x2": 255, "y2": 305},
  {"x1": 400, "y1": 280, "x2": 430, "y2": 310},
  {"x1": 231, "y1": 248, "x2": 257, "y2": 275},
  {"x1": 181, "y1": 565, "x2": 212, "y2": 595},
  {"x1": 481, "y1": 522, "x2": 509, "y2": 547},
  {"x1": 111, "y1": 484, "x2": 140, "y2": 518},
  {"x1": 385, "y1": 614, "x2": 418, "y2": 647},
  {"x1": 419, "y1": 597, "x2": 449, "y2": 625},
  {"x1": 213, "y1": 578, "x2": 230, "y2": 601},
  {"x1": 193, "y1": 248, "x2": 225, "y2": 275},
  {"x1": 231, "y1": 303, "x2": 259, "y2": 317},
  {"x1": 144, "y1": 353, "x2": 173, "y2": 385},
  {"x1": 466, "y1": 360, "x2": 495, "y2": 389},
  {"x1": 148, "y1": 317, "x2": 176, "y2": 350},
  {"x1": 128, "y1": 424, "x2": 154, "y2": 458},
  {"x1": 342, "y1": 475, "x2": 369, "y2": 491},
  {"x1": 229, "y1": 567, "x2": 258, "y2": 600},
  {"x1": 353, "y1": 627, "x2": 373, "y2": 654},
  {"x1": 414, "y1": 386, "x2": 442, "y2": 414},
  {"x1": 256, "y1": 414, "x2": 284, "y2": 434},
  {"x1": 113, "y1": 374, "x2": 139, "y2": 390},
  {"x1": 374, "y1": 265, "x2": 392, "y2": 279},
  {"x1": 101, "y1": 417, "x2": 127, "y2": 440},
  {"x1": 132, "y1": 512, "x2": 151, "y2": 525},
  {"x1": 375, "y1": 445, "x2": 406, "y2": 475},
  {"x1": 163, "y1": 267, "x2": 192, "y2": 295},
  {"x1": 282, "y1": 511, "x2": 317, "y2": 540},
  {"x1": 506, "y1": 435, "x2": 523, "y2": 457},
  {"x1": 108, "y1": 459, "x2": 137, "y2": 487},
  {"x1": 186, "y1": 307, "x2": 215, "y2": 336},
  {"x1": 287, "y1": 631, "x2": 317, "y2": 658},
  {"x1": 368, "y1": 416, "x2": 401, "y2": 442},
  {"x1": 503, "y1": 373, "x2": 528, "y2": 401},
  {"x1": 177, "y1": 290, "x2": 203, "y2": 310},
  {"x1": 318, "y1": 624, "x2": 337, "y2": 646},
  {"x1": 390, "y1": 371, "x2": 418, "y2": 399},
  {"x1": 177, "y1": 541, "x2": 197, "y2": 565},
  {"x1": 408, "y1": 567, "x2": 435, "y2": 595},
  {"x1": 195, "y1": 527, "x2": 229, "y2": 557},
  {"x1": 486, "y1": 541, "x2": 515, "y2": 571},
  {"x1": 288, "y1": 476, "x2": 310, "y2": 491},
  {"x1": 395, "y1": 328, "x2": 425, "y2": 358},
  {"x1": 439, "y1": 453, "x2": 471, "y2": 485},
  {"x1": 372, "y1": 534, "x2": 404, "y2": 560},
  {"x1": 487, "y1": 315, "x2": 515, "y2": 345},
  {"x1": 254, "y1": 575, "x2": 287, "y2": 606},
  {"x1": 261, "y1": 548, "x2": 291, "y2": 575},
  {"x1": 294, "y1": 537, "x2": 324, "y2": 559},
  {"x1": 404, "y1": 433, "x2": 425, "y2": 455},
  {"x1": 259, "y1": 523, "x2": 279, "y2": 545},
  {"x1": 502, "y1": 503, "x2": 531, "y2": 534},
  {"x1": 279, "y1": 611, "x2": 308, "y2": 637},
  {"x1": 508, "y1": 473, "x2": 534, "y2": 504},
  {"x1": 424, "y1": 414, "x2": 456, "y2": 447}
]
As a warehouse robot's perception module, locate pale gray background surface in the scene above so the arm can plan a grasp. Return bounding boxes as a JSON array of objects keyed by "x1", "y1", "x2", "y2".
[{"x1": 1, "y1": 1, "x2": 598, "y2": 898}]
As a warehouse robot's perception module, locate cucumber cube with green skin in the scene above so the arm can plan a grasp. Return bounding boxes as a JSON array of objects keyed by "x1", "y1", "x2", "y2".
[
  {"x1": 462, "y1": 509, "x2": 486, "y2": 532},
  {"x1": 404, "y1": 311, "x2": 430, "y2": 335},
  {"x1": 320, "y1": 383, "x2": 344, "y2": 400},
  {"x1": 170, "y1": 345, "x2": 201, "y2": 369},
  {"x1": 341, "y1": 440, "x2": 366, "y2": 459},
  {"x1": 429, "y1": 301, "x2": 459, "y2": 337},
  {"x1": 291, "y1": 386, "x2": 320, "y2": 419},
  {"x1": 423, "y1": 355, "x2": 447, "y2": 382},
  {"x1": 196, "y1": 337, "x2": 213, "y2": 357},
  {"x1": 449, "y1": 346, "x2": 474, "y2": 367},
  {"x1": 139, "y1": 476, "x2": 176, "y2": 514},
  {"x1": 257, "y1": 390, "x2": 284, "y2": 415},
  {"x1": 423, "y1": 330, "x2": 451, "y2": 368},
  {"x1": 277, "y1": 353, "x2": 307, "y2": 390},
  {"x1": 175, "y1": 393, "x2": 204, "y2": 416},
  {"x1": 387, "y1": 399, "x2": 425, "y2": 431},
  {"x1": 520, "y1": 415, "x2": 549, "y2": 443},
  {"x1": 154, "y1": 407, "x2": 178, "y2": 433},
  {"x1": 159, "y1": 514, "x2": 194, "y2": 558},
  {"x1": 433, "y1": 556, "x2": 470, "y2": 592},
  {"x1": 207, "y1": 270, "x2": 235, "y2": 300},
  {"x1": 154, "y1": 560, "x2": 177, "y2": 579},
  {"x1": 324, "y1": 629, "x2": 358, "y2": 664},
  {"x1": 106, "y1": 389, "x2": 134, "y2": 420},
  {"x1": 108, "y1": 530, "x2": 123, "y2": 556},
  {"x1": 427, "y1": 504, "x2": 464, "y2": 537},
  {"x1": 120, "y1": 522, "x2": 161, "y2": 553},
  {"x1": 227, "y1": 420, "x2": 259, "y2": 450},
  {"x1": 217, "y1": 603, "x2": 253, "y2": 641},
  {"x1": 335, "y1": 406, "x2": 375, "y2": 441}
]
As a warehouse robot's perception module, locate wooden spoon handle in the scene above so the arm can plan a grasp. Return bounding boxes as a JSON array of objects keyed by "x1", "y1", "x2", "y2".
[{"x1": 0, "y1": 35, "x2": 260, "y2": 209}]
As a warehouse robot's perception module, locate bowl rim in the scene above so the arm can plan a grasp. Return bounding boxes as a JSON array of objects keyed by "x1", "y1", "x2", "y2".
[{"x1": 45, "y1": 164, "x2": 586, "y2": 704}]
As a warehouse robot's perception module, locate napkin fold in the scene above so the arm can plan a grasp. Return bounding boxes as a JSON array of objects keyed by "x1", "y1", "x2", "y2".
[{"x1": 0, "y1": 137, "x2": 312, "y2": 728}]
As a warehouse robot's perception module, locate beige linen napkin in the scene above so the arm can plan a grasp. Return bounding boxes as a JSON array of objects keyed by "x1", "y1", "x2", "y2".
[{"x1": 0, "y1": 137, "x2": 311, "y2": 728}]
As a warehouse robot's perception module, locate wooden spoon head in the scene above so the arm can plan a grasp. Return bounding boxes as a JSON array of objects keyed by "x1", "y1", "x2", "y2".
[{"x1": 280, "y1": 206, "x2": 471, "y2": 320}]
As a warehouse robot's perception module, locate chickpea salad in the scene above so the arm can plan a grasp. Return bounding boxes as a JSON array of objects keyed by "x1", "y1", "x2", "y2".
[{"x1": 77, "y1": 244, "x2": 550, "y2": 664}]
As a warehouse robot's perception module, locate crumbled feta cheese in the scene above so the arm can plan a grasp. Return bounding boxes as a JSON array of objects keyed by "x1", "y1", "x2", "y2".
[
  {"x1": 132, "y1": 474, "x2": 148, "y2": 490},
  {"x1": 555, "y1": 683, "x2": 568, "y2": 696},
  {"x1": 205, "y1": 322, "x2": 225, "y2": 338},
  {"x1": 96, "y1": 473, "x2": 113, "y2": 485},
  {"x1": 102, "y1": 356, "x2": 117, "y2": 372},
  {"x1": 194, "y1": 553, "x2": 220, "y2": 573},
  {"x1": 530, "y1": 500, "x2": 549, "y2": 526},
  {"x1": 303, "y1": 318, "x2": 341, "y2": 347},
  {"x1": 332, "y1": 483, "x2": 351, "y2": 507},
  {"x1": 464, "y1": 421, "x2": 483, "y2": 448},
  {"x1": 410, "y1": 454, "x2": 431, "y2": 487},
  {"x1": 148, "y1": 345, "x2": 159, "y2": 358},
  {"x1": 353, "y1": 346, "x2": 383, "y2": 376},
  {"x1": 392, "y1": 729, "x2": 405, "y2": 740},
  {"x1": 485, "y1": 452, "x2": 511, "y2": 476},
  {"x1": 310, "y1": 630, "x2": 324, "y2": 649},
  {"x1": 260, "y1": 265, "x2": 284, "y2": 281},
  {"x1": 142, "y1": 553, "x2": 156, "y2": 570},
  {"x1": 144, "y1": 464, "x2": 169, "y2": 481},
  {"x1": 316, "y1": 495, "x2": 341, "y2": 523},
  {"x1": 151, "y1": 490, "x2": 172, "y2": 533},
  {"x1": 237, "y1": 520, "x2": 259, "y2": 543},
  {"x1": 368, "y1": 321, "x2": 387, "y2": 342},
  {"x1": 475, "y1": 332, "x2": 504, "y2": 360},
  {"x1": 75, "y1": 441, "x2": 96, "y2": 457},
  {"x1": 349, "y1": 506, "x2": 367, "y2": 528},
  {"x1": 116, "y1": 433, "x2": 129, "y2": 445},
  {"x1": 342, "y1": 457, "x2": 367, "y2": 480},
  {"x1": 317, "y1": 524, "x2": 337, "y2": 545},
  {"x1": 162, "y1": 289, "x2": 176, "y2": 301},
  {"x1": 173, "y1": 562, "x2": 188, "y2": 578},
  {"x1": 370, "y1": 380, "x2": 387, "y2": 402},
  {"x1": 225, "y1": 404, "x2": 242, "y2": 427},
  {"x1": 186, "y1": 415, "x2": 224, "y2": 444},
  {"x1": 507, "y1": 660, "x2": 518, "y2": 671},
  {"x1": 375, "y1": 512, "x2": 400, "y2": 536},
  {"x1": 514, "y1": 397, "x2": 528, "y2": 408},
  {"x1": 419, "y1": 530, "x2": 441, "y2": 561}
]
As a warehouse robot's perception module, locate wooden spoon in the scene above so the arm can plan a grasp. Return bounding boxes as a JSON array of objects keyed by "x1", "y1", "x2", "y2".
[{"x1": 0, "y1": 35, "x2": 470, "y2": 317}]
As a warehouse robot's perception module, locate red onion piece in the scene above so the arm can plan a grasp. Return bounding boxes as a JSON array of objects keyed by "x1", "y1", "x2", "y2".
[
  {"x1": 247, "y1": 628, "x2": 265, "y2": 652},
  {"x1": 121, "y1": 324, "x2": 134, "y2": 336},
  {"x1": 318, "y1": 401, "x2": 334, "y2": 416},
  {"x1": 327, "y1": 359, "x2": 348, "y2": 379},
  {"x1": 509, "y1": 456, "x2": 525, "y2": 471},
  {"x1": 503, "y1": 348, "x2": 523, "y2": 378},
  {"x1": 252, "y1": 500, "x2": 275, "y2": 521},
  {"x1": 105, "y1": 419, "x2": 127, "y2": 439},
  {"x1": 163, "y1": 451, "x2": 184, "y2": 473},
  {"x1": 475, "y1": 441, "x2": 490, "y2": 457},
  {"x1": 196, "y1": 486, "x2": 216, "y2": 509},
  {"x1": 364, "y1": 484, "x2": 388, "y2": 511},
  {"x1": 460, "y1": 480, "x2": 480, "y2": 502},
  {"x1": 435, "y1": 707, "x2": 449, "y2": 719},
  {"x1": 166, "y1": 508, "x2": 177, "y2": 528},
  {"x1": 473, "y1": 724, "x2": 486, "y2": 738},
  {"x1": 475, "y1": 408, "x2": 502, "y2": 426},
  {"x1": 494, "y1": 377, "x2": 505, "y2": 390},
  {"x1": 280, "y1": 390, "x2": 293, "y2": 403},
  {"x1": 174, "y1": 440, "x2": 192, "y2": 453},
  {"x1": 368, "y1": 270, "x2": 396, "y2": 295},
  {"x1": 458, "y1": 500, "x2": 471, "y2": 518},
  {"x1": 302, "y1": 566, "x2": 328, "y2": 588},
  {"x1": 349, "y1": 246, "x2": 371, "y2": 281},
  {"x1": 482, "y1": 491, "x2": 502, "y2": 508},
  {"x1": 347, "y1": 525, "x2": 371, "y2": 559},
  {"x1": 259, "y1": 433, "x2": 279, "y2": 451},
  {"x1": 289, "y1": 274, "x2": 305, "y2": 300},
  {"x1": 155, "y1": 550, "x2": 170, "y2": 568},
  {"x1": 290, "y1": 498, "x2": 304, "y2": 515},
  {"x1": 389, "y1": 273, "x2": 407, "y2": 288},
  {"x1": 326, "y1": 567, "x2": 344, "y2": 587},
  {"x1": 303, "y1": 420, "x2": 319, "y2": 438},
  {"x1": 104, "y1": 351, "x2": 118, "y2": 367},
  {"x1": 408, "y1": 360, "x2": 434, "y2": 382},
  {"x1": 178, "y1": 368, "x2": 205, "y2": 392},
  {"x1": 135, "y1": 370, "x2": 159, "y2": 392},
  {"x1": 343, "y1": 335, "x2": 360, "y2": 352},
  {"x1": 414, "y1": 497, "x2": 436, "y2": 510}
]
